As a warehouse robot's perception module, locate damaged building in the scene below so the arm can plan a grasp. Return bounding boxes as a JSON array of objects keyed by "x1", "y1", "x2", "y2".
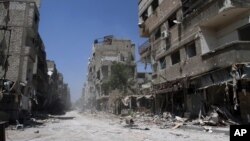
[
  {"x1": 46, "y1": 60, "x2": 71, "y2": 114},
  {"x1": 84, "y1": 35, "x2": 136, "y2": 112},
  {"x1": 0, "y1": 0, "x2": 71, "y2": 122},
  {"x1": 0, "y1": 0, "x2": 42, "y2": 121},
  {"x1": 138, "y1": 0, "x2": 250, "y2": 123}
]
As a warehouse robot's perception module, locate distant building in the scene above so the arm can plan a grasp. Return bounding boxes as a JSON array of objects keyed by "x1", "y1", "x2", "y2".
[
  {"x1": 84, "y1": 35, "x2": 136, "y2": 111},
  {"x1": 46, "y1": 60, "x2": 71, "y2": 114}
]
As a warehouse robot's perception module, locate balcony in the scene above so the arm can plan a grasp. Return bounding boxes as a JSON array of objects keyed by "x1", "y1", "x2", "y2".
[
  {"x1": 163, "y1": 41, "x2": 250, "y2": 82},
  {"x1": 186, "y1": 0, "x2": 250, "y2": 29}
]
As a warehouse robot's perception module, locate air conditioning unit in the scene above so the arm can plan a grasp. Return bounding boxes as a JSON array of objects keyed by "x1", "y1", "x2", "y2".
[{"x1": 161, "y1": 31, "x2": 169, "y2": 39}]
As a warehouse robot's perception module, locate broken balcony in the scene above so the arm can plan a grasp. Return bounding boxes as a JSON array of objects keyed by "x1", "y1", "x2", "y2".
[
  {"x1": 139, "y1": 40, "x2": 151, "y2": 64},
  {"x1": 190, "y1": 0, "x2": 250, "y2": 29},
  {"x1": 162, "y1": 41, "x2": 250, "y2": 82}
]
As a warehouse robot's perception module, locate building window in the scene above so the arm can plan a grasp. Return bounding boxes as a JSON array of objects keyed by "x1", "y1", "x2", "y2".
[
  {"x1": 165, "y1": 38, "x2": 171, "y2": 50},
  {"x1": 101, "y1": 65, "x2": 109, "y2": 79},
  {"x1": 159, "y1": 57, "x2": 166, "y2": 69},
  {"x1": 238, "y1": 24, "x2": 250, "y2": 41},
  {"x1": 152, "y1": 63, "x2": 158, "y2": 72},
  {"x1": 154, "y1": 28, "x2": 161, "y2": 40},
  {"x1": 151, "y1": 0, "x2": 159, "y2": 12},
  {"x1": 182, "y1": 0, "x2": 205, "y2": 17},
  {"x1": 185, "y1": 41, "x2": 196, "y2": 58},
  {"x1": 168, "y1": 13, "x2": 177, "y2": 29},
  {"x1": 97, "y1": 70, "x2": 100, "y2": 80},
  {"x1": 171, "y1": 51, "x2": 180, "y2": 65},
  {"x1": 34, "y1": 13, "x2": 39, "y2": 24},
  {"x1": 141, "y1": 10, "x2": 148, "y2": 21}
]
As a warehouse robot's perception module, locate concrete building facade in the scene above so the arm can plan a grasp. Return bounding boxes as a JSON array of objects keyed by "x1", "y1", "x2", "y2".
[
  {"x1": 47, "y1": 60, "x2": 71, "y2": 114},
  {"x1": 84, "y1": 36, "x2": 136, "y2": 111},
  {"x1": 0, "y1": 0, "x2": 41, "y2": 121},
  {"x1": 0, "y1": 0, "x2": 71, "y2": 121},
  {"x1": 138, "y1": 0, "x2": 250, "y2": 122}
]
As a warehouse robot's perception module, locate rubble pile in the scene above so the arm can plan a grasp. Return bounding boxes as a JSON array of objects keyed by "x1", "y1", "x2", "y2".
[{"x1": 120, "y1": 106, "x2": 239, "y2": 131}]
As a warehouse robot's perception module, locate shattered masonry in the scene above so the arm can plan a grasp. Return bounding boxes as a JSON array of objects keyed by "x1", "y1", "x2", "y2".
[{"x1": 0, "y1": 0, "x2": 71, "y2": 122}]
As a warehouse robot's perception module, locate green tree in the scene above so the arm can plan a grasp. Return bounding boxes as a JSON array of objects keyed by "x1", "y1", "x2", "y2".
[{"x1": 102, "y1": 62, "x2": 135, "y2": 94}]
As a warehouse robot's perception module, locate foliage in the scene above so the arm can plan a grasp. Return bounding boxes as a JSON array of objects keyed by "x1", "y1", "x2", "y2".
[{"x1": 102, "y1": 62, "x2": 135, "y2": 94}]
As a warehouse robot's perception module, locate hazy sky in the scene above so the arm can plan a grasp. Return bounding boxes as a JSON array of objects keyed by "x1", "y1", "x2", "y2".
[{"x1": 39, "y1": 0, "x2": 146, "y2": 102}]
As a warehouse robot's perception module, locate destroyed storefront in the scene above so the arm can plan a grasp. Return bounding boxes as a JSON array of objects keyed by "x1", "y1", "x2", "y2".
[
  {"x1": 153, "y1": 79, "x2": 187, "y2": 117},
  {"x1": 189, "y1": 64, "x2": 250, "y2": 123},
  {"x1": 122, "y1": 95, "x2": 155, "y2": 114},
  {"x1": 152, "y1": 64, "x2": 250, "y2": 123},
  {"x1": 0, "y1": 79, "x2": 34, "y2": 122}
]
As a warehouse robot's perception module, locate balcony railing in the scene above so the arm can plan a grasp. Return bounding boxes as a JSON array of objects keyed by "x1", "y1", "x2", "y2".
[{"x1": 139, "y1": 40, "x2": 151, "y2": 55}]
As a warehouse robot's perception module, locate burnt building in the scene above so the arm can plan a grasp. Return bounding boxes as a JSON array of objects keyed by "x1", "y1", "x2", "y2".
[
  {"x1": 0, "y1": 0, "x2": 41, "y2": 121},
  {"x1": 138, "y1": 0, "x2": 250, "y2": 122}
]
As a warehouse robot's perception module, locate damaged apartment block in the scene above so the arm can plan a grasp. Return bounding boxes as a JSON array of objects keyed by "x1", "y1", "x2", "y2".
[
  {"x1": 0, "y1": 0, "x2": 42, "y2": 122},
  {"x1": 84, "y1": 35, "x2": 136, "y2": 114},
  {"x1": 138, "y1": 0, "x2": 250, "y2": 123},
  {"x1": 0, "y1": 0, "x2": 71, "y2": 122}
]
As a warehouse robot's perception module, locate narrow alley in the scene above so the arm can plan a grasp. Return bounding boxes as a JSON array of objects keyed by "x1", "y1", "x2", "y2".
[{"x1": 6, "y1": 111, "x2": 229, "y2": 141}]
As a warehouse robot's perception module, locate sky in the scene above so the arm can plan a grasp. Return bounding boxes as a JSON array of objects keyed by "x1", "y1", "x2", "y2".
[{"x1": 39, "y1": 0, "x2": 147, "y2": 102}]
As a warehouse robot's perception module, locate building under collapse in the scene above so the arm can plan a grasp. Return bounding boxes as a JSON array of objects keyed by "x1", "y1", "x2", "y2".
[
  {"x1": 138, "y1": 0, "x2": 250, "y2": 123},
  {"x1": 84, "y1": 36, "x2": 136, "y2": 112},
  {"x1": 0, "y1": 0, "x2": 71, "y2": 122}
]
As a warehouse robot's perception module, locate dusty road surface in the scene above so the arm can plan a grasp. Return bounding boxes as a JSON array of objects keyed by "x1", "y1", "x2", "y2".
[{"x1": 6, "y1": 111, "x2": 229, "y2": 141}]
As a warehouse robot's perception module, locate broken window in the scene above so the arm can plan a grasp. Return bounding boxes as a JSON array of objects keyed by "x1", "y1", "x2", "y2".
[
  {"x1": 97, "y1": 70, "x2": 100, "y2": 80},
  {"x1": 101, "y1": 65, "x2": 109, "y2": 79},
  {"x1": 165, "y1": 38, "x2": 171, "y2": 50},
  {"x1": 137, "y1": 73, "x2": 146, "y2": 79},
  {"x1": 238, "y1": 24, "x2": 250, "y2": 41},
  {"x1": 159, "y1": 57, "x2": 166, "y2": 69},
  {"x1": 25, "y1": 36, "x2": 36, "y2": 47},
  {"x1": 151, "y1": 0, "x2": 159, "y2": 12},
  {"x1": 141, "y1": 10, "x2": 148, "y2": 22},
  {"x1": 34, "y1": 13, "x2": 39, "y2": 25},
  {"x1": 171, "y1": 51, "x2": 180, "y2": 65},
  {"x1": 182, "y1": 0, "x2": 205, "y2": 17},
  {"x1": 168, "y1": 13, "x2": 177, "y2": 29},
  {"x1": 152, "y1": 63, "x2": 158, "y2": 72},
  {"x1": 185, "y1": 41, "x2": 196, "y2": 58},
  {"x1": 154, "y1": 28, "x2": 161, "y2": 40}
]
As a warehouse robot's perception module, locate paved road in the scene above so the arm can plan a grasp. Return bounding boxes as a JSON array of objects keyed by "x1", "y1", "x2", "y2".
[{"x1": 6, "y1": 111, "x2": 229, "y2": 141}]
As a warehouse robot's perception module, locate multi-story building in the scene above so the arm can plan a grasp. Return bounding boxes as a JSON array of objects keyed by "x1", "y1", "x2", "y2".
[
  {"x1": 46, "y1": 60, "x2": 71, "y2": 114},
  {"x1": 138, "y1": 0, "x2": 250, "y2": 122},
  {"x1": 0, "y1": 0, "x2": 41, "y2": 121},
  {"x1": 32, "y1": 34, "x2": 49, "y2": 112},
  {"x1": 85, "y1": 35, "x2": 136, "y2": 111}
]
